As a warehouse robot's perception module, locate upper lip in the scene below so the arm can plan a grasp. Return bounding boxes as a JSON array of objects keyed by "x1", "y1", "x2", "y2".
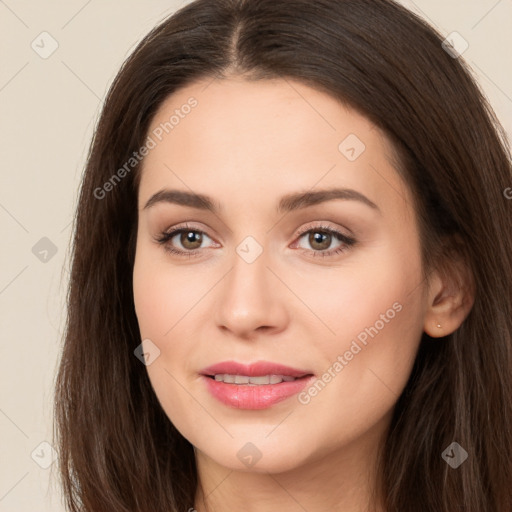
[{"x1": 200, "y1": 360, "x2": 314, "y2": 378}]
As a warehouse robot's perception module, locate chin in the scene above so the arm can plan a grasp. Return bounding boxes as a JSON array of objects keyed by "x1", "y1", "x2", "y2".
[{"x1": 193, "y1": 432, "x2": 317, "y2": 474}]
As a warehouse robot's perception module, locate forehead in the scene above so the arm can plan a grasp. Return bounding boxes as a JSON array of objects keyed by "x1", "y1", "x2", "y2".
[{"x1": 138, "y1": 77, "x2": 412, "y2": 221}]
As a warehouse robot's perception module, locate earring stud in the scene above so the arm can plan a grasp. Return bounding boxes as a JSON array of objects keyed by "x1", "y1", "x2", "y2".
[{"x1": 436, "y1": 322, "x2": 442, "y2": 328}]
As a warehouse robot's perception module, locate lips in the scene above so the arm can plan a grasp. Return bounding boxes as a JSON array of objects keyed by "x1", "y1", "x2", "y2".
[
  {"x1": 200, "y1": 360, "x2": 315, "y2": 409},
  {"x1": 201, "y1": 361, "x2": 312, "y2": 378}
]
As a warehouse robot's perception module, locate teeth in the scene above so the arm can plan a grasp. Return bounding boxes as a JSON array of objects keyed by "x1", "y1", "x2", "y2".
[
  {"x1": 213, "y1": 374, "x2": 298, "y2": 385},
  {"x1": 247, "y1": 375, "x2": 269, "y2": 385},
  {"x1": 269, "y1": 374, "x2": 282, "y2": 384}
]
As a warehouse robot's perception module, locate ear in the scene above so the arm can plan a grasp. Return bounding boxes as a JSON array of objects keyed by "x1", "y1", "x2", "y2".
[{"x1": 423, "y1": 249, "x2": 475, "y2": 338}]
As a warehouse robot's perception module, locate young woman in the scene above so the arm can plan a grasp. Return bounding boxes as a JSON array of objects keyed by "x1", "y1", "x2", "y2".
[{"x1": 54, "y1": 0, "x2": 512, "y2": 510}]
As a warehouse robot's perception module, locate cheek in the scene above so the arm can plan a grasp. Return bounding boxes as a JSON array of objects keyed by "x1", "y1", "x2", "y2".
[
  {"x1": 295, "y1": 238, "x2": 422, "y2": 356},
  {"x1": 132, "y1": 244, "x2": 213, "y2": 395},
  {"x1": 133, "y1": 243, "x2": 203, "y2": 339},
  {"x1": 305, "y1": 281, "x2": 421, "y2": 399},
  {"x1": 133, "y1": 250, "x2": 202, "y2": 435},
  {"x1": 294, "y1": 243, "x2": 424, "y2": 442}
]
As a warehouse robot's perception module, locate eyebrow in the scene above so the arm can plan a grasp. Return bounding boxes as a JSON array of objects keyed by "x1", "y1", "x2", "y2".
[{"x1": 143, "y1": 187, "x2": 380, "y2": 214}]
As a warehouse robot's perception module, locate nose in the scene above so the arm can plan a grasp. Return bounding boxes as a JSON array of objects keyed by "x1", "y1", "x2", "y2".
[{"x1": 213, "y1": 248, "x2": 290, "y2": 340}]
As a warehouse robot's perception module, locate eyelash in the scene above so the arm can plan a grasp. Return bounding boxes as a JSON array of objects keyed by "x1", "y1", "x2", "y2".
[{"x1": 154, "y1": 222, "x2": 356, "y2": 259}]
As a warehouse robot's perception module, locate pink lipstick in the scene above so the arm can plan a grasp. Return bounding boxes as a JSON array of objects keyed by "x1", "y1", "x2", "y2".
[{"x1": 200, "y1": 361, "x2": 315, "y2": 409}]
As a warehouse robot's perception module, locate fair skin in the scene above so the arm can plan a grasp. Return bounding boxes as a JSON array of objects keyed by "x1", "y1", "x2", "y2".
[{"x1": 132, "y1": 76, "x2": 473, "y2": 512}]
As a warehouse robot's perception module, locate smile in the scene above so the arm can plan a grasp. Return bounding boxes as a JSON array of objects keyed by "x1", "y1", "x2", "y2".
[
  {"x1": 212, "y1": 374, "x2": 297, "y2": 384},
  {"x1": 200, "y1": 361, "x2": 315, "y2": 409}
]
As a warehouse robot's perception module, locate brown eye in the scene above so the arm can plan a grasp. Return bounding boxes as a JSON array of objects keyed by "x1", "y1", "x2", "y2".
[
  {"x1": 308, "y1": 231, "x2": 332, "y2": 251},
  {"x1": 180, "y1": 230, "x2": 203, "y2": 250},
  {"x1": 294, "y1": 224, "x2": 356, "y2": 258},
  {"x1": 155, "y1": 226, "x2": 216, "y2": 257}
]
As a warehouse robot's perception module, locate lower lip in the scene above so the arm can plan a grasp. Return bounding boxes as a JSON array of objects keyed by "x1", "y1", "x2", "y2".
[{"x1": 202, "y1": 375, "x2": 315, "y2": 409}]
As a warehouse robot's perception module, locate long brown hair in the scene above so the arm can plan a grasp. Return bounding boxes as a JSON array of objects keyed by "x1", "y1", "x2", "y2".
[{"x1": 53, "y1": 0, "x2": 512, "y2": 510}]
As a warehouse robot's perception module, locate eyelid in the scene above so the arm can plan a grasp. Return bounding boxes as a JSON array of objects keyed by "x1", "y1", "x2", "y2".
[
  {"x1": 156, "y1": 222, "x2": 219, "y2": 246},
  {"x1": 293, "y1": 221, "x2": 354, "y2": 240}
]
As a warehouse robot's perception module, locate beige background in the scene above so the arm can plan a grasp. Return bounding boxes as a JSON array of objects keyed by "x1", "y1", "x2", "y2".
[{"x1": 0, "y1": 0, "x2": 511, "y2": 510}]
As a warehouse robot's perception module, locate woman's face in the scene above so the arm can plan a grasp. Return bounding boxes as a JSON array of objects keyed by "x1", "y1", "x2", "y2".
[{"x1": 133, "y1": 77, "x2": 428, "y2": 473}]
